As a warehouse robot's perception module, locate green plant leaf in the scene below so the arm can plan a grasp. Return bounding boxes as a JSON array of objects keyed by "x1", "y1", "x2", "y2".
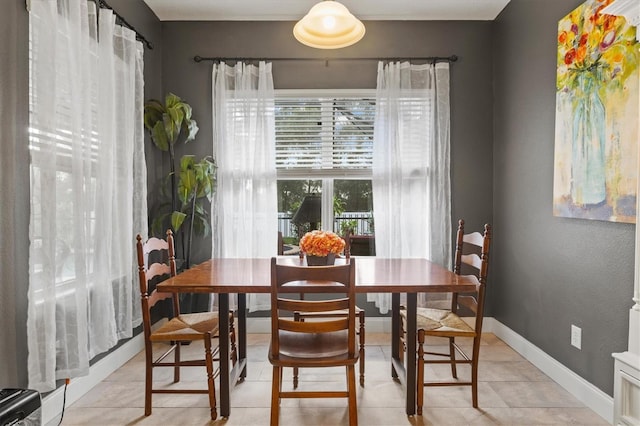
[
  {"x1": 163, "y1": 112, "x2": 180, "y2": 144},
  {"x1": 182, "y1": 119, "x2": 199, "y2": 143},
  {"x1": 171, "y1": 211, "x2": 187, "y2": 231},
  {"x1": 151, "y1": 212, "x2": 171, "y2": 237},
  {"x1": 180, "y1": 154, "x2": 196, "y2": 170},
  {"x1": 151, "y1": 121, "x2": 169, "y2": 151},
  {"x1": 165, "y1": 93, "x2": 182, "y2": 108},
  {"x1": 192, "y1": 213, "x2": 211, "y2": 237},
  {"x1": 178, "y1": 173, "x2": 196, "y2": 205},
  {"x1": 194, "y1": 202, "x2": 207, "y2": 215},
  {"x1": 177, "y1": 155, "x2": 197, "y2": 205},
  {"x1": 144, "y1": 100, "x2": 164, "y2": 131},
  {"x1": 181, "y1": 102, "x2": 193, "y2": 120}
]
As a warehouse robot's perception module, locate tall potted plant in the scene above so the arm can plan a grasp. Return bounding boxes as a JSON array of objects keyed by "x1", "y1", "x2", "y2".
[{"x1": 144, "y1": 93, "x2": 215, "y2": 268}]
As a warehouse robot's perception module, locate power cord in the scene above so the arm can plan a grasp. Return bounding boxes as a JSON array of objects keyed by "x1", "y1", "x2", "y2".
[{"x1": 57, "y1": 378, "x2": 70, "y2": 426}]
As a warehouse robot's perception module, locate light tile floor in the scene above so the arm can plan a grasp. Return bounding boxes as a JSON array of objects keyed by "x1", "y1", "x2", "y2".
[{"x1": 60, "y1": 333, "x2": 609, "y2": 425}]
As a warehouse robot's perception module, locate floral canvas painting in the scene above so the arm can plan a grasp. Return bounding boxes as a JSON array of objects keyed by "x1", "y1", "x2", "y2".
[{"x1": 553, "y1": 0, "x2": 639, "y2": 223}]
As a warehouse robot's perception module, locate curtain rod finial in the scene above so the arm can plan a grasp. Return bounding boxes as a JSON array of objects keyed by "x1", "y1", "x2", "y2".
[{"x1": 194, "y1": 55, "x2": 203, "y2": 63}]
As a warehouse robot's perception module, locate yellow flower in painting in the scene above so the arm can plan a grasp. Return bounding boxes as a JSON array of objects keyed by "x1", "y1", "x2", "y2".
[
  {"x1": 299, "y1": 230, "x2": 346, "y2": 257},
  {"x1": 556, "y1": 0, "x2": 638, "y2": 95}
]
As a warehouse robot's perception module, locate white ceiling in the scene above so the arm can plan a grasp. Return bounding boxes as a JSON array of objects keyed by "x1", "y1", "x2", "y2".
[{"x1": 143, "y1": 0, "x2": 512, "y2": 21}]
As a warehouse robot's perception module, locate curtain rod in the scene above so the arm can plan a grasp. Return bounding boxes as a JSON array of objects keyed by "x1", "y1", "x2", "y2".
[
  {"x1": 193, "y1": 55, "x2": 458, "y2": 64},
  {"x1": 96, "y1": 0, "x2": 153, "y2": 50}
]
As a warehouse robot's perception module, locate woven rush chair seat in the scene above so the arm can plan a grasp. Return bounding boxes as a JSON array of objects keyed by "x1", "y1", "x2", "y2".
[
  {"x1": 149, "y1": 312, "x2": 220, "y2": 341},
  {"x1": 401, "y1": 306, "x2": 475, "y2": 334}
]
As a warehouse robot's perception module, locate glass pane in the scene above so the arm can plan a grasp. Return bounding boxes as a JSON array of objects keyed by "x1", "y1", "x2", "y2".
[
  {"x1": 333, "y1": 179, "x2": 373, "y2": 236},
  {"x1": 277, "y1": 180, "x2": 322, "y2": 243}
]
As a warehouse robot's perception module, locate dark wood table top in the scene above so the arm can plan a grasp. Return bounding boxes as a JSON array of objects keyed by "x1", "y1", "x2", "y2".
[{"x1": 157, "y1": 257, "x2": 478, "y2": 294}]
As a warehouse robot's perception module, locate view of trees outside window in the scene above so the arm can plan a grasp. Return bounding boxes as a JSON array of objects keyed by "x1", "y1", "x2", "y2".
[
  {"x1": 277, "y1": 179, "x2": 373, "y2": 243},
  {"x1": 334, "y1": 179, "x2": 373, "y2": 236},
  {"x1": 278, "y1": 180, "x2": 322, "y2": 242}
]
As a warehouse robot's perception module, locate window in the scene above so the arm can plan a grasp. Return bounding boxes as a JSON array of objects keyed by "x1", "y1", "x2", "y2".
[
  {"x1": 275, "y1": 90, "x2": 375, "y2": 241},
  {"x1": 27, "y1": 27, "x2": 100, "y2": 292}
]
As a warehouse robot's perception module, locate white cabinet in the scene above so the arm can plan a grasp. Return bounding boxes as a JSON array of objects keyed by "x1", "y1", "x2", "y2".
[{"x1": 613, "y1": 352, "x2": 640, "y2": 426}]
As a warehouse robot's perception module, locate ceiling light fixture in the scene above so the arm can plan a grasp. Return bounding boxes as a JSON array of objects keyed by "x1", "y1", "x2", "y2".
[{"x1": 293, "y1": 0, "x2": 366, "y2": 49}]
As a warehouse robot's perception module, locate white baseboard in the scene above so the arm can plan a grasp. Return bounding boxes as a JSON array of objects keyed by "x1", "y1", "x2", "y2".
[
  {"x1": 41, "y1": 333, "x2": 145, "y2": 426},
  {"x1": 41, "y1": 317, "x2": 613, "y2": 425},
  {"x1": 483, "y1": 318, "x2": 613, "y2": 425}
]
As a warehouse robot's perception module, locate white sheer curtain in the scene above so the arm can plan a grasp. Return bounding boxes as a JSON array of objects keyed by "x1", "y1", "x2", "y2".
[
  {"x1": 28, "y1": 0, "x2": 146, "y2": 392},
  {"x1": 371, "y1": 61, "x2": 451, "y2": 313},
  {"x1": 211, "y1": 61, "x2": 278, "y2": 312}
]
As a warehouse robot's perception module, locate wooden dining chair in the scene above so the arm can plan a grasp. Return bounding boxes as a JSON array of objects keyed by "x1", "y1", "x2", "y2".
[
  {"x1": 400, "y1": 219, "x2": 492, "y2": 413},
  {"x1": 135, "y1": 230, "x2": 236, "y2": 421},
  {"x1": 291, "y1": 229, "x2": 366, "y2": 387},
  {"x1": 269, "y1": 257, "x2": 359, "y2": 426}
]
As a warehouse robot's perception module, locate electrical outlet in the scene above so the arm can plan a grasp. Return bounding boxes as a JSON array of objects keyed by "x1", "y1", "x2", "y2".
[{"x1": 571, "y1": 325, "x2": 582, "y2": 349}]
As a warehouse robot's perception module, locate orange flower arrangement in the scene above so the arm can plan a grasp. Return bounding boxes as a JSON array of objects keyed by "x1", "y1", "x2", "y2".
[{"x1": 299, "y1": 230, "x2": 345, "y2": 257}]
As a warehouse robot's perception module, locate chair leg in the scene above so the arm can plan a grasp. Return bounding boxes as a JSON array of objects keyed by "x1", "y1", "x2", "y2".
[
  {"x1": 399, "y1": 311, "x2": 406, "y2": 368},
  {"x1": 417, "y1": 329, "x2": 425, "y2": 416},
  {"x1": 293, "y1": 312, "x2": 301, "y2": 389},
  {"x1": 204, "y1": 333, "x2": 218, "y2": 421},
  {"x1": 358, "y1": 311, "x2": 365, "y2": 386},
  {"x1": 174, "y1": 342, "x2": 181, "y2": 383},
  {"x1": 293, "y1": 367, "x2": 299, "y2": 389},
  {"x1": 449, "y1": 336, "x2": 457, "y2": 379},
  {"x1": 347, "y1": 365, "x2": 358, "y2": 426},
  {"x1": 144, "y1": 346, "x2": 153, "y2": 416},
  {"x1": 270, "y1": 366, "x2": 281, "y2": 426},
  {"x1": 229, "y1": 311, "x2": 237, "y2": 367},
  {"x1": 471, "y1": 335, "x2": 480, "y2": 408}
]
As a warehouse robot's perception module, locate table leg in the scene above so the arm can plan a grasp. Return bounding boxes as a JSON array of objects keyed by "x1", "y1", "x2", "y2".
[
  {"x1": 238, "y1": 293, "x2": 247, "y2": 380},
  {"x1": 390, "y1": 293, "x2": 416, "y2": 415},
  {"x1": 219, "y1": 293, "x2": 230, "y2": 417},
  {"x1": 391, "y1": 293, "x2": 400, "y2": 379},
  {"x1": 406, "y1": 293, "x2": 417, "y2": 415}
]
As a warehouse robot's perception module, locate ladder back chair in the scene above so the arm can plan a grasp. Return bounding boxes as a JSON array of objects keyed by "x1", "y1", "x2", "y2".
[
  {"x1": 400, "y1": 219, "x2": 492, "y2": 413},
  {"x1": 269, "y1": 257, "x2": 359, "y2": 426},
  {"x1": 292, "y1": 229, "x2": 366, "y2": 387},
  {"x1": 136, "y1": 230, "x2": 236, "y2": 421}
]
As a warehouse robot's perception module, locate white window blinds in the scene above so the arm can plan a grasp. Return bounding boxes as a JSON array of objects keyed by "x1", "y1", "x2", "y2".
[{"x1": 275, "y1": 91, "x2": 375, "y2": 178}]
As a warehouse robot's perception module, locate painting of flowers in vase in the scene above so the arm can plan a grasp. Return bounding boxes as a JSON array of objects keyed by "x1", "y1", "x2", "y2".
[{"x1": 553, "y1": 0, "x2": 639, "y2": 223}]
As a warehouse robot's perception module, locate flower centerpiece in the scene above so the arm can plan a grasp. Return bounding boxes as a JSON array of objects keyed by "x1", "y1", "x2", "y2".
[{"x1": 299, "y1": 230, "x2": 346, "y2": 265}]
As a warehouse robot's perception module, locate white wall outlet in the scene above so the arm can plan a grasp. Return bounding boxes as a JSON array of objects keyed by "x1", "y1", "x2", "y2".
[{"x1": 571, "y1": 324, "x2": 582, "y2": 349}]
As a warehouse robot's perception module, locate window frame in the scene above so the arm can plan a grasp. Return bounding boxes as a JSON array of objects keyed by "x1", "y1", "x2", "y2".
[{"x1": 275, "y1": 89, "x2": 375, "y2": 232}]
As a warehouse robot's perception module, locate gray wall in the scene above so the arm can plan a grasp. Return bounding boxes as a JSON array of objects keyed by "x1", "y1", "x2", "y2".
[
  {"x1": 0, "y1": 0, "x2": 162, "y2": 389},
  {"x1": 0, "y1": 0, "x2": 30, "y2": 388},
  {"x1": 160, "y1": 20, "x2": 495, "y2": 265},
  {"x1": 492, "y1": 0, "x2": 635, "y2": 395}
]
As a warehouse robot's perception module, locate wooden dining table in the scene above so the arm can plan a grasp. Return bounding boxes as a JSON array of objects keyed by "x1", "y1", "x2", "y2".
[{"x1": 156, "y1": 256, "x2": 477, "y2": 417}]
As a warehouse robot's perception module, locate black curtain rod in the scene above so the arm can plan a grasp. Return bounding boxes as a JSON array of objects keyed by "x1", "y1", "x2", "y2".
[
  {"x1": 96, "y1": 0, "x2": 153, "y2": 50},
  {"x1": 193, "y1": 55, "x2": 458, "y2": 64}
]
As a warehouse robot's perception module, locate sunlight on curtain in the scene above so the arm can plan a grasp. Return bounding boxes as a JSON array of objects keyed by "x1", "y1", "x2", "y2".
[
  {"x1": 211, "y1": 62, "x2": 278, "y2": 312},
  {"x1": 27, "y1": 0, "x2": 146, "y2": 392},
  {"x1": 371, "y1": 61, "x2": 451, "y2": 313}
]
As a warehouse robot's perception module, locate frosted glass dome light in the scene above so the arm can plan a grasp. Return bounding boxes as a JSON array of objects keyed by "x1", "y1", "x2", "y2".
[{"x1": 293, "y1": 1, "x2": 366, "y2": 49}]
